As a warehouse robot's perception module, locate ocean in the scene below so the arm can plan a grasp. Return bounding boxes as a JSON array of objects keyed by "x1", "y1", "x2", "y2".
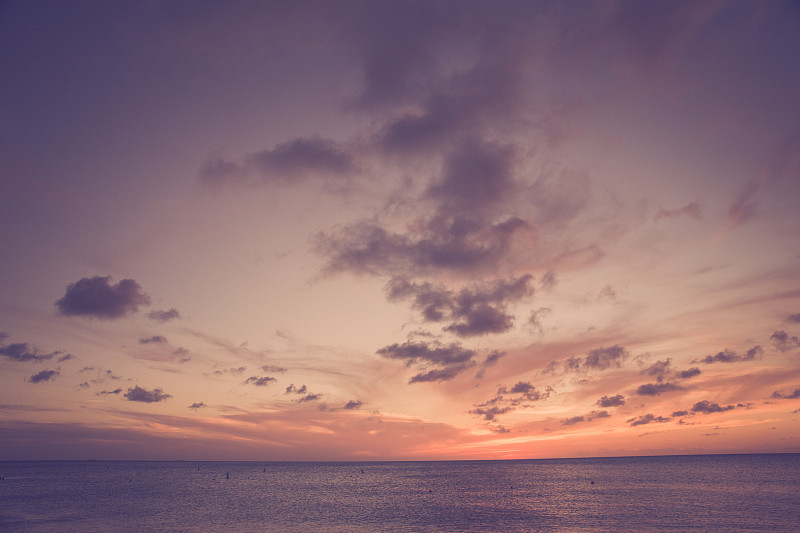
[{"x1": 1, "y1": 454, "x2": 798, "y2": 532}]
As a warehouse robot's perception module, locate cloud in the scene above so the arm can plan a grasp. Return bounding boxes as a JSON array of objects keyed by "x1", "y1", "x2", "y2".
[
  {"x1": 470, "y1": 381, "x2": 552, "y2": 421},
  {"x1": 676, "y1": 367, "x2": 701, "y2": 379},
  {"x1": 124, "y1": 386, "x2": 171, "y2": 403},
  {"x1": 628, "y1": 413, "x2": 672, "y2": 427},
  {"x1": 643, "y1": 359, "x2": 671, "y2": 381},
  {"x1": 564, "y1": 345, "x2": 628, "y2": 372},
  {"x1": 655, "y1": 201, "x2": 703, "y2": 220},
  {"x1": 147, "y1": 308, "x2": 181, "y2": 322},
  {"x1": 561, "y1": 410, "x2": 610, "y2": 426},
  {"x1": 377, "y1": 340, "x2": 478, "y2": 383},
  {"x1": 285, "y1": 384, "x2": 308, "y2": 395},
  {"x1": 672, "y1": 410, "x2": 689, "y2": 417},
  {"x1": 0, "y1": 341, "x2": 68, "y2": 363},
  {"x1": 771, "y1": 389, "x2": 800, "y2": 400},
  {"x1": 691, "y1": 400, "x2": 735, "y2": 414},
  {"x1": 787, "y1": 313, "x2": 800, "y2": 324},
  {"x1": 482, "y1": 351, "x2": 505, "y2": 367},
  {"x1": 386, "y1": 274, "x2": 533, "y2": 337},
  {"x1": 636, "y1": 382, "x2": 683, "y2": 396},
  {"x1": 597, "y1": 394, "x2": 625, "y2": 407},
  {"x1": 95, "y1": 389, "x2": 123, "y2": 396},
  {"x1": 694, "y1": 346, "x2": 762, "y2": 364},
  {"x1": 770, "y1": 331, "x2": 800, "y2": 352},
  {"x1": 528, "y1": 307, "x2": 552, "y2": 334},
  {"x1": 243, "y1": 376, "x2": 276, "y2": 387},
  {"x1": 298, "y1": 393, "x2": 322, "y2": 403},
  {"x1": 139, "y1": 335, "x2": 167, "y2": 344},
  {"x1": 28, "y1": 370, "x2": 59, "y2": 384},
  {"x1": 261, "y1": 365, "x2": 287, "y2": 373},
  {"x1": 409, "y1": 363, "x2": 475, "y2": 383},
  {"x1": 188, "y1": 402, "x2": 207, "y2": 409},
  {"x1": 200, "y1": 137, "x2": 355, "y2": 186},
  {"x1": 343, "y1": 400, "x2": 363, "y2": 410},
  {"x1": 55, "y1": 276, "x2": 150, "y2": 319}
]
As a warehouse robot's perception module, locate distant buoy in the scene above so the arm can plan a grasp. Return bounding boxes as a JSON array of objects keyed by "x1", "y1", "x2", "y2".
[{"x1": 226, "y1": 472, "x2": 229, "y2": 479}]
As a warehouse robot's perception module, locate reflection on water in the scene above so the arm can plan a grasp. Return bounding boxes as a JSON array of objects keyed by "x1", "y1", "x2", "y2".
[{"x1": 1, "y1": 454, "x2": 798, "y2": 532}]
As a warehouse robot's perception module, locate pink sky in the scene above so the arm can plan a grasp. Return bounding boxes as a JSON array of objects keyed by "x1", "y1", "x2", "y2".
[{"x1": 1, "y1": 0, "x2": 799, "y2": 460}]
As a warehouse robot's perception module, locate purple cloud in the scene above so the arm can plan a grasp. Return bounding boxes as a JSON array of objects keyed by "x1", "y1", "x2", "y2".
[
  {"x1": 770, "y1": 331, "x2": 800, "y2": 352},
  {"x1": 28, "y1": 370, "x2": 59, "y2": 383},
  {"x1": 694, "y1": 346, "x2": 762, "y2": 364},
  {"x1": 124, "y1": 386, "x2": 171, "y2": 403},
  {"x1": 628, "y1": 413, "x2": 672, "y2": 427},
  {"x1": 564, "y1": 345, "x2": 628, "y2": 372},
  {"x1": 636, "y1": 382, "x2": 683, "y2": 396},
  {"x1": 244, "y1": 376, "x2": 276, "y2": 387},
  {"x1": 597, "y1": 394, "x2": 625, "y2": 407},
  {"x1": 56, "y1": 276, "x2": 150, "y2": 319},
  {"x1": 147, "y1": 308, "x2": 181, "y2": 322},
  {"x1": 691, "y1": 400, "x2": 735, "y2": 414}
]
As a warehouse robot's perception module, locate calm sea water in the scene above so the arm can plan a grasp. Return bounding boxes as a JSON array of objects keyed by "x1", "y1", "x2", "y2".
[{"x1": 1, "y1": 454, "x2": 798, "y2": 532}]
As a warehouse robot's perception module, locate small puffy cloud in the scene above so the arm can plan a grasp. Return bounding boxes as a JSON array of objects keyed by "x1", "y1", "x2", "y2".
[
  {"x1": 343, "y1": 400, "x2": 363, "y2": 410},
  {"x1": 124, "y1": 386, "x2": 171, "y2": 403},
  {"x1": 261, "y1": 365, "x2": 287, "y2": 373},
  {"x1": 469, "y1": 405, "x2": 513, "y2": 421},
  {"x1": 691, "y1": 400, "x2": 735, "y2": 414},
  {"x1": 787, "y1": 313, "x2": 800, "y2": 324},
  {"x1": 55, "y1": 276, "x2": 150, "y2": 319},
  {"x1": 377, "y1": 341, "x2": 475, "y2": 366},
  {"x1": 672, "y1": 410, "x2": 689, "y2": 417},
  {"x1": 0, "y1": 341, "x2": 67, "y2": 363},
  {"x1": 28, "y1": 370, "x2": 59, "y2": 383},
  {"x1": 694, "y1": 346, "x2": 762, "y2": 364},
  {"x1": 147, "y1": 308, "x2": 181, "y2": 322},
  {"x1": 770, "y1": 331, "x2": 800, "y2": 352},
  {"x1": 244, "y1": 376, "x2": 276, "y2": 387},
  {"x1": 636, "y1": 382, "x2": 683, "y2": 396},
  {"x1": 771, "y1": 388, "x2": 800, "y2": 400},
  {"x1": 201, "y1": 137, "x2": 355, "y2": 185},
  {"x1": 386, "y1": 274, "x2": 534, "y2": 337},
  {"x1": 561, "y1": 410, "x2": 609, "y2": 426},
  {"x1": 188, "y1": 402, "x2": 207, "y2": 409},
  {"x1": 410, "y1": 363, "x2": 474, "y2": 383},
  {"x1": 627, "y1": 413, "x2": 671, "y2": 426},
  {"x1": 565, "y1": 345, "x2": 628, "y2": 372},
  {"x1": 482, "y1": 351, "x2": 505, "y2": 367},
  {"x1": 561, "y1": 415, "x2": 584, "y2": 426},
  {"x1": 470, "y1": 381, "x2": 552, "y2": 421},
  {"x1": 597, "y1": 394, "x2": 625, "y2": 407},
  {"x1": 298, "y1": 393, "x2": 322, "y2": 403},
  {"x1": 676, "y1": 367, "x2": 701, "y2": 379},
  {"x1": 95, "y1": 389, "x2": 122, "y2": 396},
  {"x1": 643, "y1": 359, "x2": 671, "y2": 381},
  {"x1": 139, "y1": 335, "x2": 167, "y2": 344}
]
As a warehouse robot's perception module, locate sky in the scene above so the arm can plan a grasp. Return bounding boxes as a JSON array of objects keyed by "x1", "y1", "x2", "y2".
[{"x1": 1, "y1": 0, "x2": 799, "y2": 461}]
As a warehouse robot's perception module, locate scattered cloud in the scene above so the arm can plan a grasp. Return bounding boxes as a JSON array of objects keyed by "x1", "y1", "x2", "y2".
[
  {"x1": 28, "y1": 370, "x2": 59, "y2": 383},
  {"x1": 636, "y1": 382, "x2": 683, "y2": 396},
  {"x1": 771, "y1": 388, "x2": 800, "y2": 400},
  {"x1": 378, "y1": 340, "x2": 478, "y2": 383},
  {"x1": 124, "y1": 386, "x2": 171, "y2": 403},
  {"x1": 188, "y1": 402, "x2": 207, "y2": 409},
  {"x1": 139, "y1": 335, "x2": 167, "y2": 344},
  {"x1": 627, "y1": 413, "x2": 672, "y2": 426},
  {"x1": 147, "y1": 308, "x2": 181, "y2": 322},
  {"x1": 770, "y1": 331, "x2": 800, "y2": 352},
  {"x1": 261, "y1": 365, "x2": 287, "y2": 373},
  {"x1": 597, "y1": 394, "x2": 625, "y2": 407},
  {"x1": 787, "y1": 313, "x2": 800, "y2": 324},
  {"x1": 561, "y1": 410, "x2": 610, "y2": 426},
  {"x1": 691, "y1": 400, "x2": 735, "y2": 414},
  {"x1": 470, "y1": 381, "x2": 552, "y2": 421},
  {"x1": 655, "y1": 201, "x2": 703, "y2": 220},
  {"x1": 55, "y1": 276, "x2": 150, "y2": 319},
  {"x1": 0, "y1": 340, "x2": 68, "y2": 363},
  {"x1": 96, "y1": 389, "x2": 123, "y2": 396},
  {"x1": 694, "y1": 346, "x2": 762, "y2": 364},
  {"x1": 565, "y1": 345, "x2": 628, "y2": 372},
  {"x1": 243, "y1": 376, "x2": 276, "y2": 387},
  {"x1": 676, "y1": 367, "x2": 701, "y2": 379},
  {"x1": 343, "y1": 400, "x2": 363, "y2": 410}
]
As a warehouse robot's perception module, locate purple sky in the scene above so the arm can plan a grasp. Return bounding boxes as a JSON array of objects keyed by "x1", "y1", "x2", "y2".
[{"x1": 1, "y1": 0, "x2": 799, "y2": 460}]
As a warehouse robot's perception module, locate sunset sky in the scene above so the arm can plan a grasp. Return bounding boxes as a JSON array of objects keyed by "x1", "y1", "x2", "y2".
[{"x1": 2, "y1": 0, "x2": 799, "y2": 461}]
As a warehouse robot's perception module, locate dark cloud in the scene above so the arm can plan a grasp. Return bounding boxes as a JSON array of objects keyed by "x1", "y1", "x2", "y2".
[
  {"x1": 628, "y1": 413, "x2": 672, "y2": 427},
  {"x1": 770, "y1": 331, "x2": 800, "y2": 352},
  {"x1": 285, "y1": 384, "x2": 308, "y2": 395},
  {"x1": 672, "y1": 410, "x2": 689, "y2": 417},
  {"x1": 409, "y1": 363, "x2": 475, "y2": 383},
  {"x1": 95, "y1": 389, "x2": 123, "y2": 396},
  {"x1": 343, "y1": 400, "x2": 363, "y2": 410},
  {"x1": 188, "y1": 402, "x2": 207, "y2": 409},
  {"x1": 243, "y1": 376, "x2": 276, "y2": 387},
  {"x1": 787, "y1": 313, "x2": 800, "y2": 324},
  {"x1": 28, "y1": 370, "x2": 59, "y2": 383},
  {"x1": 147, "y1": 308, "x2": 181, "y2": 322},
  {"x1": 139, "y1": 335, "x2": 167, "y2": 344},
  {"x1": 539, "y1": 270, "x2": 558, "y2": 290},
  {"x1": 636, "y1": 382, "x2": 683, "y2": 396},
  {"x1": 386, "y1": 274, "x2": 533, "y2": 337},
  {"x1": 124, "y1": 386, "x2": 171, "y2": 403},
  {"x1": 643, "y1": 359, "x2": 671, "y2": 381},
  {"x1": 771, "y1": 389, "x2": 800, "y2": 400},
  {"x1": 298, "y1": 393, "x2": 322, "y2": 403},
  {"x1": 482, "y1": 351, "x2": 505, "y2": 367},
  {"x1": 470, "y1": 382, "x2": 552, "y2": 421},
  {"x1": 562, "y1": 410, "x2": 609, "y2": 426},
  {"x1": 0, "y1": 341, "x2": 67, "y2": 363},
  {"x1": 261, "y1": 365, "x2": 287, "y2": 373},
  {"x1": 691, "y1": 400, "x2": 735, "y2": 414},
  {"x1": 676, "y1": 367, "x2": 701, "y2": 379},
  {"x1": 565, "y1": 345, "x2": 628, "y2": 372},
  {"x1": 55, "y1": 276, "x2": 150, "y2": 319},
  {"x1": 201, "y1": 137, "x2": 355, "y2": 185},
  {"x1": 213, "y1": 366, "x2": 247, "y2": 376},
  {"x1": 597, "y1": 394, "x2": 625, "y2": 407},
  {"x1": 694, "y1": 345, "x2": 762, "y2": 364}
]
